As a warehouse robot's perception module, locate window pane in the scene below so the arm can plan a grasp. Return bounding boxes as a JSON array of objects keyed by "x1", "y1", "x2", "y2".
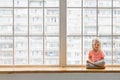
[
  {"x1": 98, "y1": 9, "x2": 112, "y2": 35},
  {"x1": 14, "y1": 0, "x2": 28, "y2": 7},
  {"x1": 29, "y1": 37, "x2": 43, "y2": 64},
  {"x1": 0, "y1": 0, "x2": 13, "y2": 7},
  {"x1": 113, "y1": 37, "x2": 120, "y2": 64},
  {"x1": 67, "y1": 9, "x2": 81, "y2": 35},
  {"x1": 29, "y1": 9, "x2": 43, "y2": 35},
  {"x1": 44, "y1": 8, "x2": 59, "y2": 35},
  {"x1": 67, "y1": 0, "x2": 81, "y2": 7},
  {"x1": 44, "y1": 0, "x2": 59, "y2": 7},
  {"x1": 29, "y1": 0, "x2": 43, "y2": 7},
  {"x1": 14, "y1": 9, "x2": 28, "y2": 35},
  {"x1": 83, "y1": 37, "x2": 95, "y2": 64},
  {"x1": 0, "y1": 8, "x2": 13, "y2": 35},
  {"x1": 113, "y1": 0, "x2": 120, "y2": 7},
  {"x1": 0, "y1": 37, "x2": 13, "y2": 65},
  {"x1": 83, "y1": 9, "x2": 96, "y2": 35},
  {"x1": 67, "y1": 37, "x2": 81, "y2": 65},
  {"x1": 14, "y1": 37, "x2": 28, "y2": 65},
  {"x1": 83, "y1": 0, "x2": 96, "y2": 7},
  {"x1": 44, "y1": 37, "x2": 59, "y2": 65},
  {"x1": 113, "y1": 9, "x2": 120, "y2": 35},
  {"x1": 98, "y1": 0, "x2": 112, "y2": 7},
  {"x1": 99, "y1": 37, "x2": 112, "y2": 65}
]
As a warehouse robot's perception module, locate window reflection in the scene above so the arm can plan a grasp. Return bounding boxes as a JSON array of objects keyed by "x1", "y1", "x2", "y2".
[
  {"x1": 0, "y1": 0, "x2": 13, "y2": 7},
  {"x1": 0, "y1": 9, "x2": 13, "y2": 35},
  {"x1": 0, "y1": 0, "x2": 60, "y2": 65},
  {"x1": 98, "y1": 9, "x2": 112, "y2": 35},
  {"x1": 99, "y1": 37, "x2": 112, "y2": 64},
  {"x1": 29, "y1": 0, "x2": 43, "y2": 7},
  {"x1": 113, "y1": 37, "x2": 120, "y2": 64},
  {"x1": 67, "y1": 0, "x2": 81, "y2": 7},
  {"x1": 0, "y1": 37, "x2": 13, "y2": 64},
  {"x1": 113, "y1": 9, "x2": 120, "y2": 34},
  {"x1": 83, "y1": 9, "x2": 96, "y2": 35},
  {"x1": 29, "y1": 37, "x2": 43, "y2": 64},
  {"x1": 113, "y1": 0, "x2": 120, "y2": 7},
  {"x1": 29, "y1": 9, "x2": 43, "y2": 35},
  {"x1": 83, "y1": 0, "x2": 96, "y2": 7},
  {"x1": 67, "y1": 37, "x2": 81, "y2": 65},
  {"x1": 14, "y1": 9, "x2": 28, "y2": 35},
  {"x1": 67, "y1": 9, "x2": 81, "y2": 35},
  {"x1": 14, "y1": 37, "x2": 28, "y2": 64},
  {"x1": 44, "y1": 0, "x2": 59, "y2": 7},
  {"x1": 45, "y1": 8, "x2": 59, "y2": 35},
  {"x1": 98, "y1": 0, "x2": 112, "y2": 7},
  {"x1": 83, "y1": 37, "x2": 95, "y2": 64},
  {"x1": 14, "y1": 0, "x2": 28, "y2": 7},
  {"x1": 44, "y1": 37, "x2": 59, "y2": 65}
]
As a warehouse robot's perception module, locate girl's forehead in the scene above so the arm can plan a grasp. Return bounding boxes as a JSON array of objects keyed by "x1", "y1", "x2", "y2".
[
  {"x1": 93, "y1": 42, "x2": 101, "y2": 46},
  {"x1": 95, "y1": 43, "x2": 100, "y2": 45},
  {"x1": 93, "y1": 41, "x2": 100, "y2": 44}
]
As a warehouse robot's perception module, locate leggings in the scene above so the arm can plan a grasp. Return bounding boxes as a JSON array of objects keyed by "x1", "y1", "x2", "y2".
[{"x1": 86, "y1": 59, "x2": 105, "y2": 69}]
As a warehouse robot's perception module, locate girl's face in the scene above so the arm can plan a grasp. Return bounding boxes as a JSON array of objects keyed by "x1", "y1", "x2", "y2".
[{"x1": 93, "y1": 42, "x2": 100, "y2": 51}]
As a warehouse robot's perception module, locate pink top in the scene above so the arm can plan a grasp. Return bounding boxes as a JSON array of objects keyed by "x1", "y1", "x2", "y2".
[{"x1": 88, "y1": 50, "x2": 105, "y2": 62}]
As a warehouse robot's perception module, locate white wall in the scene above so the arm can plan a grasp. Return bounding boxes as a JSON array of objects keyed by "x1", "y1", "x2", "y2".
[{"x1": 0, "y1": 73, "x2": 120, "y2": 80}]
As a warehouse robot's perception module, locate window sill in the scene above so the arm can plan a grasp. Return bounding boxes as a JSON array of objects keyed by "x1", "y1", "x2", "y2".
[{"x1": 0, "y1": 66, "x2": 120, "y2": 74}]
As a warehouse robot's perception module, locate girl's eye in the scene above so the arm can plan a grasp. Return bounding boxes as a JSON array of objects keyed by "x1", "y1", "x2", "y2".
[{"x1": 95, "y1": 44, "x2": 99, "y2": 46}]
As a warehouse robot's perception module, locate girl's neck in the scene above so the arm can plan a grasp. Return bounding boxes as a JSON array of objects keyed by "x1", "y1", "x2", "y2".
[{"x1": 93, "y1": 49, "x2": 100, "y2": 52}]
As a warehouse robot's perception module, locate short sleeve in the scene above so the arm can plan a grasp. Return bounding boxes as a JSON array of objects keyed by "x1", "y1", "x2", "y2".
[
  {"x1": 88, "y1": 50, "x2": 92, "y2": 58},
  {"x1": 101, "y1": 51, "x2": 105, "y2": 59}
]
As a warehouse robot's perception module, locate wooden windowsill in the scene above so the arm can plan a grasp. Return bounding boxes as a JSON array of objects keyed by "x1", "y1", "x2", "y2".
[{"x1": 0, "y1": 66, "x2": 120, "y2": 74}]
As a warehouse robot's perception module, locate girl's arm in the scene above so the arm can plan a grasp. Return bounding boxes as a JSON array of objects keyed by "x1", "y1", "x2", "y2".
[
  {"x1": 88, "y1": 50, "x2": 94, "y2": 63},
  {"x1": 88, "y1": 57, "x2": 94, "y2": 64},
  {"x1": 101, "y1": 51, "x2": 105, "y2": 60}
]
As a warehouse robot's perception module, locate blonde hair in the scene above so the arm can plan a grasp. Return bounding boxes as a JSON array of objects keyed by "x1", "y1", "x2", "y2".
[{"x1": 92, "y1": 38, "x2": 101, "y2": 50}]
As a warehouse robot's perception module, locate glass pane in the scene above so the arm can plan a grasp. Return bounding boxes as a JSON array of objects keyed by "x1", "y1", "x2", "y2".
[
  {"x1": 98, "y1": 0, "x2": 112, "y2": 7},
  {"x1": 29, "y1": 9, "x2": 43, "y2": 35},
  {"x1": 0, "y1": 0, "x2": 13, "y2": 7},
  {"x1": 29, "y1": 37, "x2": 43, "y2": 64},
  {"x1": 83, "y1": 0, "x2": 96, "y2": 7},
  {"x1": 113, "y1": 37, "x2": 120, "y2": 64},
  {"x1": 14, "y1": 9, "x2": 28, "y2": 35},
  {"x1": 113, "y1": 9, "x2": 120, "y2": 35},
  {"x1": 98, "y1": 9, "x2": 112, "y2": 35},
  {"x1": 83, "y1": 37, "x2": 95, "y2": 64},
  {"x1": 0, "y1": 8, "x2": 13, "y2": 35},
  {"x1": 44, "y1": 0, "x2": 59, "y2": 7},
  {"x1": 113, "y1": 0, "x2": 120, "y2": 7},
  {"x1": 83, "y1": 9, "x2": 96, "y2": 35},
  {"x1": 67, "y1": 37, "x2": 81, "y2": 65},
  {"x1": 44, "y1": 8, "x2": 59, "y2": 35},
  {"x1": 67, "y1": 0, "x2": 81, "y2": 7},
  {"x1": 14, "y1": 0, "x2": 28, "y2": 7},
  {"x1": 14, "y1": 37, "x2": 28, "y2": 65},
  {"x1": 67, "y1": 8, "x2": 81, "y2": 35},
  {"x1": 29, "y1": 0, "x2": 43, "y2": 7},
  {"x1": 0, "y1": 37, "x2": 13, "y2": 65},
  {"x1": 44, "y1": 37, "x2": 59, "y2": 65},
  {"x1": 99, "y1": 37, "x2": 112, "y2": 65}
]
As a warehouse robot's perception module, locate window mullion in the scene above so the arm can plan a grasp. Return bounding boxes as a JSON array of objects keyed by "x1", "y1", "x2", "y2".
[{"x1": 60, "y1": 0, "x2": 67, "y2": 67}]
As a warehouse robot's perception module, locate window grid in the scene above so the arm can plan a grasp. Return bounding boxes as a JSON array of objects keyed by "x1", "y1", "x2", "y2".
[
  {"x1": 13, "y1": 0, "x2": 14, "y2": 65},
  {"x1": 0, "y1": 0, "x2": 60, "y2": 66},
  {"x1": 0, "y1": 0, "x2": 120, "y2": 66},
  {"x1": 67, "y1": 0, "x2": 120, "y2": 65},
  {"x1": 112, "y1": 0, "x2": 114, "y2": 65}
]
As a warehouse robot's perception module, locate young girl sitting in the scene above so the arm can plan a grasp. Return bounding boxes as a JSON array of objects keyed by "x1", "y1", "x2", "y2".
[{"x1": 86, "y1": 38, "x2": 105, "y2": 69}]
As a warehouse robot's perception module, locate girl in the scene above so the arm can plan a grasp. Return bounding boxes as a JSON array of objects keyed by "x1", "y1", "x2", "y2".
[{"x1": 86, "y1": 38, "x2": 105, "y2": 69}]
